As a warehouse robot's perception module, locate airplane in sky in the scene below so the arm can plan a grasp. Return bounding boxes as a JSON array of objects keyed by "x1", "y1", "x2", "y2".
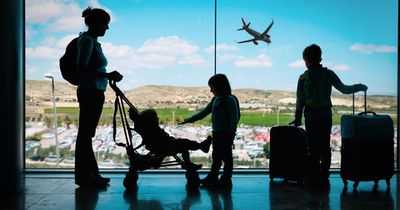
[{"x1": 237, "y1": 17, "x2": 274, "y2": 45}]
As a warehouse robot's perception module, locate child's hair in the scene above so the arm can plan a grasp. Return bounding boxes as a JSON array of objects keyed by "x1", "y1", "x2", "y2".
[
  {"x1": 303, "y1": 44, "x2": 322, "y2": 64},
  {"x1": 208, "y1": 73, "x2": 231, "y2": 96},
  {"x1": 139, "y1": 109, "x2": 159, "y2": 127}
]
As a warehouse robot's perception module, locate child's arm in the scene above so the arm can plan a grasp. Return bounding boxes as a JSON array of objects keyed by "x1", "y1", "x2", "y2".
[{"x1": 181, "y1": 97, "x2": 214, "y2": 124}]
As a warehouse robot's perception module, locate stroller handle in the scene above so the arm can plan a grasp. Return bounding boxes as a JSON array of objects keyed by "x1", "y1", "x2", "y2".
[
  {"x1": 110, "y1": 80, "x2": 141, "y2": 149},
  {"x1": 109, "y1": 80, "x2": 139, "y2": 115}
]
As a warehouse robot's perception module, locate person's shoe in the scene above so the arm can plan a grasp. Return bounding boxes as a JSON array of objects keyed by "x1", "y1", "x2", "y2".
[
  {"x1": 76, "y1": 177, "x2": 108, "y2": 188},
  {"x1": 93, "y1": 173, "x2": 110, "y2": 183},
  {"x1": 200, "y1": 136, "x2": 212, "y2": 153},
  {"x1": 200, "y1": 176, "x2": 218, "y2": 187},
  {"x1": 217, "y1": 176, "x2": 233, "y2": 189}
]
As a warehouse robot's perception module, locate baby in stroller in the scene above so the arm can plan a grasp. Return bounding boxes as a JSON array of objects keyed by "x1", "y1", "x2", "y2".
[{"x1": 129, "y1": 108, "x2": 212, "y2": 171}]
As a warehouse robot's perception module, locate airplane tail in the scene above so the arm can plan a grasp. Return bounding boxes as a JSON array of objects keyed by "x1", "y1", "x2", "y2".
[{"x1": 237, "y1": 17, "x2": 250, "y2": 31}]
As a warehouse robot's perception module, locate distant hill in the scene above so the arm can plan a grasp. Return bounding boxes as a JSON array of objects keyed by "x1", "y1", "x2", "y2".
[{"x1": 25, "y1": 80, "x2": 396, "y2": 110}]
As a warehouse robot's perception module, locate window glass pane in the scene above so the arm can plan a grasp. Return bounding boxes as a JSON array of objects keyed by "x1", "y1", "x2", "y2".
[
  {"x1": 25, "y1": 0, "x2": 214, "y2": 169},
  {"x1": 25, "y1": 0, "x2": 398, "y2": 170},
  {"x1": 217, "y1": 0, "x2": 398, "y2": 169}
]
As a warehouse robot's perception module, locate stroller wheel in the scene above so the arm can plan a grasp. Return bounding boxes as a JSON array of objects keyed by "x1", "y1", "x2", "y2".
[
  {"x1": 185, "y1": 170, "x2": 200, "y2": 188},
  {"x1": 123, "y1": 171, "x2": 139, "y2": 189}
]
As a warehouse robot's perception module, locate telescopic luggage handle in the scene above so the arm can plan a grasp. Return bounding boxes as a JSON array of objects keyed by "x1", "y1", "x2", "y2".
[{"x1": 352, "y1": 90, "x2": 367, "y2": 115}]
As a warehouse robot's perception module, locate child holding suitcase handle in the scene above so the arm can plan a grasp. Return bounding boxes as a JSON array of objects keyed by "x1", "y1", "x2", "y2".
[{"x1": 291, "y1": 44, "x2": 367, "y2": 189}]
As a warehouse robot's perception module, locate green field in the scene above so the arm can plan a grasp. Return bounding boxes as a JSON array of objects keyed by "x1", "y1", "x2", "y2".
[{"x1": 43, "y1": 107, "x2": 396, "y2": 127}]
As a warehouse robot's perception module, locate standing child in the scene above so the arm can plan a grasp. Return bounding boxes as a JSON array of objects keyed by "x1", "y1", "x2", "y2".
[
  {"x1": 291, "y1": 44, "x2": 367, "y2": 189},
  {"x1": 180, "y1": 74, "x2": 240, "y2": 188}
]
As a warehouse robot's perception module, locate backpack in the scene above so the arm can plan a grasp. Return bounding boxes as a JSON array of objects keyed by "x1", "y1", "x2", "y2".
[{"x1": 59, "y1": 36, "x2": 81, "y2": 86}]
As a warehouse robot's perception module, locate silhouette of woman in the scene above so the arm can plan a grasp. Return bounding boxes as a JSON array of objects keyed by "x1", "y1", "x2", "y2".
[{"x1": 74, "y1": 7, "x2": 123, "y2": 188}]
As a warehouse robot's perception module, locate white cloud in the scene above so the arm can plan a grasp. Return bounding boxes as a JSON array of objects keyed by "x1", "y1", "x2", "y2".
[
  {"x1": 137, "y1": 36, "x2": 198, "y2": 55},
  {"x1": 332, "y1": 64, "x2": 351, "y2": 72},
  {"x1": 178, "y1": 54, "x2": 206, "y2": 65},
  {"x1": 234, "y1": 54, "x2": 273, "y2": 68},
  {"x1": 102, "y1": 42, "x2": 135, "y2": 59},
  {"x1": 350, "y1": 43, "x2": 397, "y2": 54},
  {"x1": 205, "y1": 44, "x2": 238, "y2": 53},
  {"x1": 26, "y1": 0, "x2": 113, "y2": 33},
  {"x1": 218, "y1": 54, "x2": 243, "y2": 62},
  {"x1": 26, "y1": 34, "x2": 209, "y2": 73},
  {"x1": 26, "y1": 46, "x2": 63, "y2": 60},
  {"x1": 324, "y1": 62, "x2": 351, "y2": 72},
  {"x1": 104, "y1": 36, "x2": 208, "y2": 69},
  {"x1": 288, "y1": 59, "x2": 305, "y2": 68},
  {"x1": 26, "y1": 34, "x2": 81, "y2": 61},
  {"x1": 47, "y1": 16, "x2": 85, "y2": 32},
  {"x1": 26, "y1": 0, "x2": 68, "y2": 23}
]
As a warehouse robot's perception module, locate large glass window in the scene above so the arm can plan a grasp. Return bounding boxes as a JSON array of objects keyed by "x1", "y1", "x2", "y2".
[
  {"x1": 216, "y1": 0, "x2": 398, "y2": 169},
  {"x1": 25, "y1": 0, "x2": 398, "y2": 169}
]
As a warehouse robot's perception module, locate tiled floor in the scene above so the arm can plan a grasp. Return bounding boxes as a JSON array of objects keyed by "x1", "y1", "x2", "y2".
[{"x1": 1, "y1": 172, "x2": 398, "y2": 210}]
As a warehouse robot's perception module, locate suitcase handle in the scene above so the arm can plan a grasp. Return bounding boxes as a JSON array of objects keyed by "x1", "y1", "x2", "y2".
[
  {"x1": 357, "y1": 111, "x2": 377, "y2": 116},
  {"x1": 352, "y1": 90, "x2": 367, "y2": 115}
]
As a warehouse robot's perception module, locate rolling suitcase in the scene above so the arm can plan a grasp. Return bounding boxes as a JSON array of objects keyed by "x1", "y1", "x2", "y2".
[
  {"x1": 269, "y1": 126, "x2": 309, "y2": 183},
  {"x1": 340, "y1": 91, "x2": 394, "y2": 189}
]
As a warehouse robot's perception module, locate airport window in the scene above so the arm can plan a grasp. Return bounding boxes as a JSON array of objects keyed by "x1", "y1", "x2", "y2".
[{"x1": 25, "y1": 0, "x2": 398, "y2": 170}]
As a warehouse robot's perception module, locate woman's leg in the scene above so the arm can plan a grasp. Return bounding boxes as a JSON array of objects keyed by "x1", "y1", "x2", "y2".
[{"x1": 75, "y1": 88, "x2": 104, "y2": 182}]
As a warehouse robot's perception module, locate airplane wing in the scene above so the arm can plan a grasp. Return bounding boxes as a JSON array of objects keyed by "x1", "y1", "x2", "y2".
[
  {"x1": 262, "y1": 19, "x2": 274, "y2": 35},
  {"x1": 237, "y1": 38, "x2": 256, "y2": 44}
]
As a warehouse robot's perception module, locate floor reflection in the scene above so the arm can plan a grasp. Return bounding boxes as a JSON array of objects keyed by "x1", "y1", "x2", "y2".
[
  {"x1": 75, "y1": 186, "x2": 107, "y2": 210},
  {"x1": 22, "y1": 173, "x2": 398, "y2": 210},
  {"x1": 181, "y1": 185, "x2": 201, "y2": 210},
  {"x1": 269, "y1": 179, "x2": 330, "y2": 210},
  {"x1": 203, "y1": 187, "x2": 233, "y2": 210},
  {"x1": 340, "y1": 186, "x2": 394, "y2": 210},
  {"x1": 123, "y1": 184, "x2": 164, "y2": 210}
]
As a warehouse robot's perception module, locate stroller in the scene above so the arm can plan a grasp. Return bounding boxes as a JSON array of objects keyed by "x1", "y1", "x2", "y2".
[{"x1": 109, "y1": 81, "x2": 201, "y2": 190}]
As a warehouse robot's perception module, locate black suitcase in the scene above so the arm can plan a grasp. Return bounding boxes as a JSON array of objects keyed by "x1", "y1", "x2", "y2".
[
  {"x1": 340, "y1": 91, "x2": 394, "y2": 189},
  {"x1": 269, "y1": 126, "x2": 309, "y2": 183}
]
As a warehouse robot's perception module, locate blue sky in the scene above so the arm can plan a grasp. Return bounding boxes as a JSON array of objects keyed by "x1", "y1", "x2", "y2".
[{"x1": 26, "y1": 0, "x2": 398, "y2": 95}]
